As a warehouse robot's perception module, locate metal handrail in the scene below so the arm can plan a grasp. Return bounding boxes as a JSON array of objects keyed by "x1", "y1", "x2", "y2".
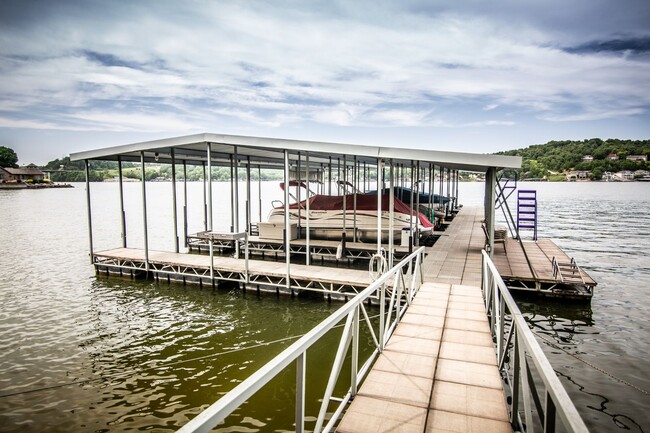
[
  {"x1": 482, "y1": 250, "x2": 589, "y2": 433},
  {"x1": 552, "y1": 256, "x2": 561, "y2": 282},
  {"x1": 178, "y1": 246, "x2": 426, "y2": 433}
]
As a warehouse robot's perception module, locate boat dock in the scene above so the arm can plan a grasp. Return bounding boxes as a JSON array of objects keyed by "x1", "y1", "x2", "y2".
[{"x1": 71, "y1": 133, "x2": 590, "y2": 433}]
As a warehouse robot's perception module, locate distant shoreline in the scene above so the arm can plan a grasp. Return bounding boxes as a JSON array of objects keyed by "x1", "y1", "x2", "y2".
[{"x1": 0, "y1": 183, "x2": 74, "y2": 190}]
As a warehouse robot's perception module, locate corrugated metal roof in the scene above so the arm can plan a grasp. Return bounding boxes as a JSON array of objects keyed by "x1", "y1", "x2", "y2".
[{"x1": 70, "y1": 132, "x2": 521, "y2": 172}]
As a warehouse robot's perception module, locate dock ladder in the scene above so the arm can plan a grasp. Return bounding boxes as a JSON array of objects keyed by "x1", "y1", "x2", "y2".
[
  {"x1": 517, "y1": 190, "x2": 538, "y2": 240},
  {"x1": 552, "y1": 256, "x2": 586, "y2": 285}
]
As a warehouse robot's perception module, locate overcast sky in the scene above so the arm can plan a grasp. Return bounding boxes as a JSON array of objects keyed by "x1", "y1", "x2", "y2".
[{"x1": 1, "y1": 0, "x2": 649, "y2": 164}]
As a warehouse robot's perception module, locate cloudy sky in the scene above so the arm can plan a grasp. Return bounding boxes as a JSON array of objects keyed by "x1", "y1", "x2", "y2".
[{"x1": 1, "y1": 0, "x2": 649, "y2": 164}]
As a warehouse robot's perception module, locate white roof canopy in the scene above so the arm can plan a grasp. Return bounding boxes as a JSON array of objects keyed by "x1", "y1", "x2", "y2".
[{"x1": 70, "y1": 133, "x2": 521, "y2": 172}]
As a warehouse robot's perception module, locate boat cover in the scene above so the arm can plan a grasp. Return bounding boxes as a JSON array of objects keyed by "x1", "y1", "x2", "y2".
[{"x1": 286, "y1": 194, "x2": 433, "y2": 228}]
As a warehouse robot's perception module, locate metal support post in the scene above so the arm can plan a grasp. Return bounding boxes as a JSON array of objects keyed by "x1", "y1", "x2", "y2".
[
  {"x1": 246, "y1": 156, "x2": 251, "y2": 234},
  {"x1": 140, "y1": 152, "x2": 150, "y2": 273},
  {"x1": 258, "y1": 165, "x2": 262, "y2": 223},
  {"x1": 376, "y1": 158, "x2": 383, "y2": 255},
  {"x1": 306, "y1": 152, "x2": 311, "y2": 266},
  {"x1": 485, "y1": 167, "x2": 496, "y2": 257},
  {"x1": 117, "y1": 156, "x2": 127, "y2": 248},
  {"x1": 439, "y1": 165, "x2": 444, "y2": 211},
  {"x1": 295, "y1": 353, "x2": 306, "y2": 433},
  {"x1": 415, "y1": 161, "x2": 420, "y2": 246},
  {"x1": 84, "y1": 160, "x2": 94, "y2": 264},
  {"x1": 389, "y1": 161, "x2": 394, "y2": 268},
  {"x1": 351, "y1": 305, "x2": 359, "y2": 397},
  {"x1": 202, "y1": 162, "x2": 207, "y2": 231},
  {"x1": 183, "y1": 160, "x2": 188, "y2": 247},
  {"x1": 353, "y1": 156, "x2": 358, "y2": 242},
  {"x1": 328, "y1": 156, "x2": 332, "y2": 195},
  {"x1": 284, "y1": 150, "x2": 291, "y2": 289},
  {"x1": 207, "y1": 144, "x2": 214, "y2": 281},
  {"x1": 171, "y1": 148, "x2": 179, "y2": 253},
  {"x1": 342, "y1": 155, "x2": 346, "y2": 234}
]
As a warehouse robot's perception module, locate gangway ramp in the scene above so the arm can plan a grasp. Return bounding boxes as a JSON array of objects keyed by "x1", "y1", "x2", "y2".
[{"x1": 336, "y1": 282, "x2": 511, "y2": 433}]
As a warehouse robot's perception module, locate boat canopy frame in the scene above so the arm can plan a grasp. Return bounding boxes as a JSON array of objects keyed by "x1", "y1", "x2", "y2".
[{"x1": 71, "y1": 132, "x2": 521, "y2": 278}]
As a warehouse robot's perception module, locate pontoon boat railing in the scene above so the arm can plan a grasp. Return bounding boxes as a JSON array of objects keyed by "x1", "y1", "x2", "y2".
[
  {"x1": 482, "y1": 250, "x2": 589, "y2": 433},
  {"x1": 178, "y1": 246, "x2": 425, "y2": 433}
]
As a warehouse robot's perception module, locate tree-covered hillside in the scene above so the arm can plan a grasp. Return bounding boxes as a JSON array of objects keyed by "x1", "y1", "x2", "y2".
[{"x1": 497, "y1": 138, "x2": 650, "y2": 180}]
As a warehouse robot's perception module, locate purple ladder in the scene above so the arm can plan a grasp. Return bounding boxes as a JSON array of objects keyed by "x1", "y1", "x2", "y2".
[{"x1": 517, "y1": 190, "x2": 537, "y2": 240}]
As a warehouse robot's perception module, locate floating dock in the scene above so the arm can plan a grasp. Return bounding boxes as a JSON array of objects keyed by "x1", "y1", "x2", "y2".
[
  {"x1": 422, "y1": 205, "x2": 596, "y2": 299},
  {"x1": 492, "y1": 238, "x2": 596, "y2": 298},
  {"x1": 94, "y1": 247, "x2": 371, "y2": 298}
]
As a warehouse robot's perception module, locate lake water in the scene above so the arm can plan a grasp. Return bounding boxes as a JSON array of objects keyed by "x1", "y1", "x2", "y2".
[{"x1": 0, "y1": 181, "x2": 649, "y2": 432}]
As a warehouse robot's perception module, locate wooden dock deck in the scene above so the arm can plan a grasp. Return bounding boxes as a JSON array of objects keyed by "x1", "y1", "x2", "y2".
[
  {"x1": 493, "y1": 238, "x2": 596, "y2": 292},
  {"x1": 422, "y1": 205, "x2": 595, "y2": 297}
]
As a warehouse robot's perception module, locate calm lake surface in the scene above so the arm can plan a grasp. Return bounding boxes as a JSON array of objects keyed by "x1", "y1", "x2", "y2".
[{"x1": 1, "y1": 181, "x2": 649, "y2": 432}]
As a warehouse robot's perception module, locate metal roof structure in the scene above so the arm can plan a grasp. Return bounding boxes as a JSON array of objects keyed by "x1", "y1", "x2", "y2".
[{"x1": 70, "y1": 133, "x2": 521, "y2": 172}]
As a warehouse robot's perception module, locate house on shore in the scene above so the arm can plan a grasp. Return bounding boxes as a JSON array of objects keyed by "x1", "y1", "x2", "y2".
[
  {"x1": 613, "y1": 170, "x2": 635, "y2": 181},
  {"x1": 0, "y1": 164, "x2": 46, "y2": 182},
  {"x1": 627, "y1": 155, "x2": 648, "y2": 162},
  {"x1": 566, "y1": 170, "x2": 590, "y2": 181}
]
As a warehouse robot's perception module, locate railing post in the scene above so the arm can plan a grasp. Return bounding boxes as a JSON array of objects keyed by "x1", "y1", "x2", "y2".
[
  {"x1": 544, "y1": 390, "x2": 557, "y2": 433},
  {"x1": 512, "y1": 327, "x2": 521, "y2": 427},
  {"x1": 296, "y1": 353, "x2": 306, "y2": 433},
  {"x1": 351, "y1": 305, "x2": 359, "y2": 397},
  {"x1": 520, "y1": 345, "x2": 535, "y2": 433},
  {"x1": 498, "y1": 294, "x2": 505, "y2": 360},
  {"x1": 379, "y1": 281, "x2": 386, "y2": 350}
]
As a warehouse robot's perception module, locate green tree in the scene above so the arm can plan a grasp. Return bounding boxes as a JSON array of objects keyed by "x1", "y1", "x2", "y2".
[{"x1": 0, "y1": 146, "x2": 19, "y2": 168}]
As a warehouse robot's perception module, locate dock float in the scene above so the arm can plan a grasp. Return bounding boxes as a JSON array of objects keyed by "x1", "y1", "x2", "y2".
[
  {"x1": 493, "y1": 239, "x2": 596, "y2": 298},
  {"x1": 336, "y1": 282, "x2": 512, "y2": 433},
  {"x1": 93, "y1": 247, "x2": 371, "y2": 296},
  {"x1": 422, "y1": 205, "x2": 596, "y2": 298}
]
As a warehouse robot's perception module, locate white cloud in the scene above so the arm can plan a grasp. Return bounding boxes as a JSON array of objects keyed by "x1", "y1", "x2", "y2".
[{"x1": 0, "y1": 0, "x2": 648, "y2": 143}]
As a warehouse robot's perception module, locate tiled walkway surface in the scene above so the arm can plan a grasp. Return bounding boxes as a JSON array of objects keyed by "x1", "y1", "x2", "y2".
[
  {"x1": 422, "y1": 206, "x2": 485, "y2": 287},
  {"x1": 336, "y1": 207, "x2": 512, "y2": 433}
]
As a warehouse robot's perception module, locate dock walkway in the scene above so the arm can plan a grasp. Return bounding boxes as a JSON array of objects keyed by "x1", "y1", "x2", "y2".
[{"x1": 336, "y1": 207, "x2": 511, "y2": 432}]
